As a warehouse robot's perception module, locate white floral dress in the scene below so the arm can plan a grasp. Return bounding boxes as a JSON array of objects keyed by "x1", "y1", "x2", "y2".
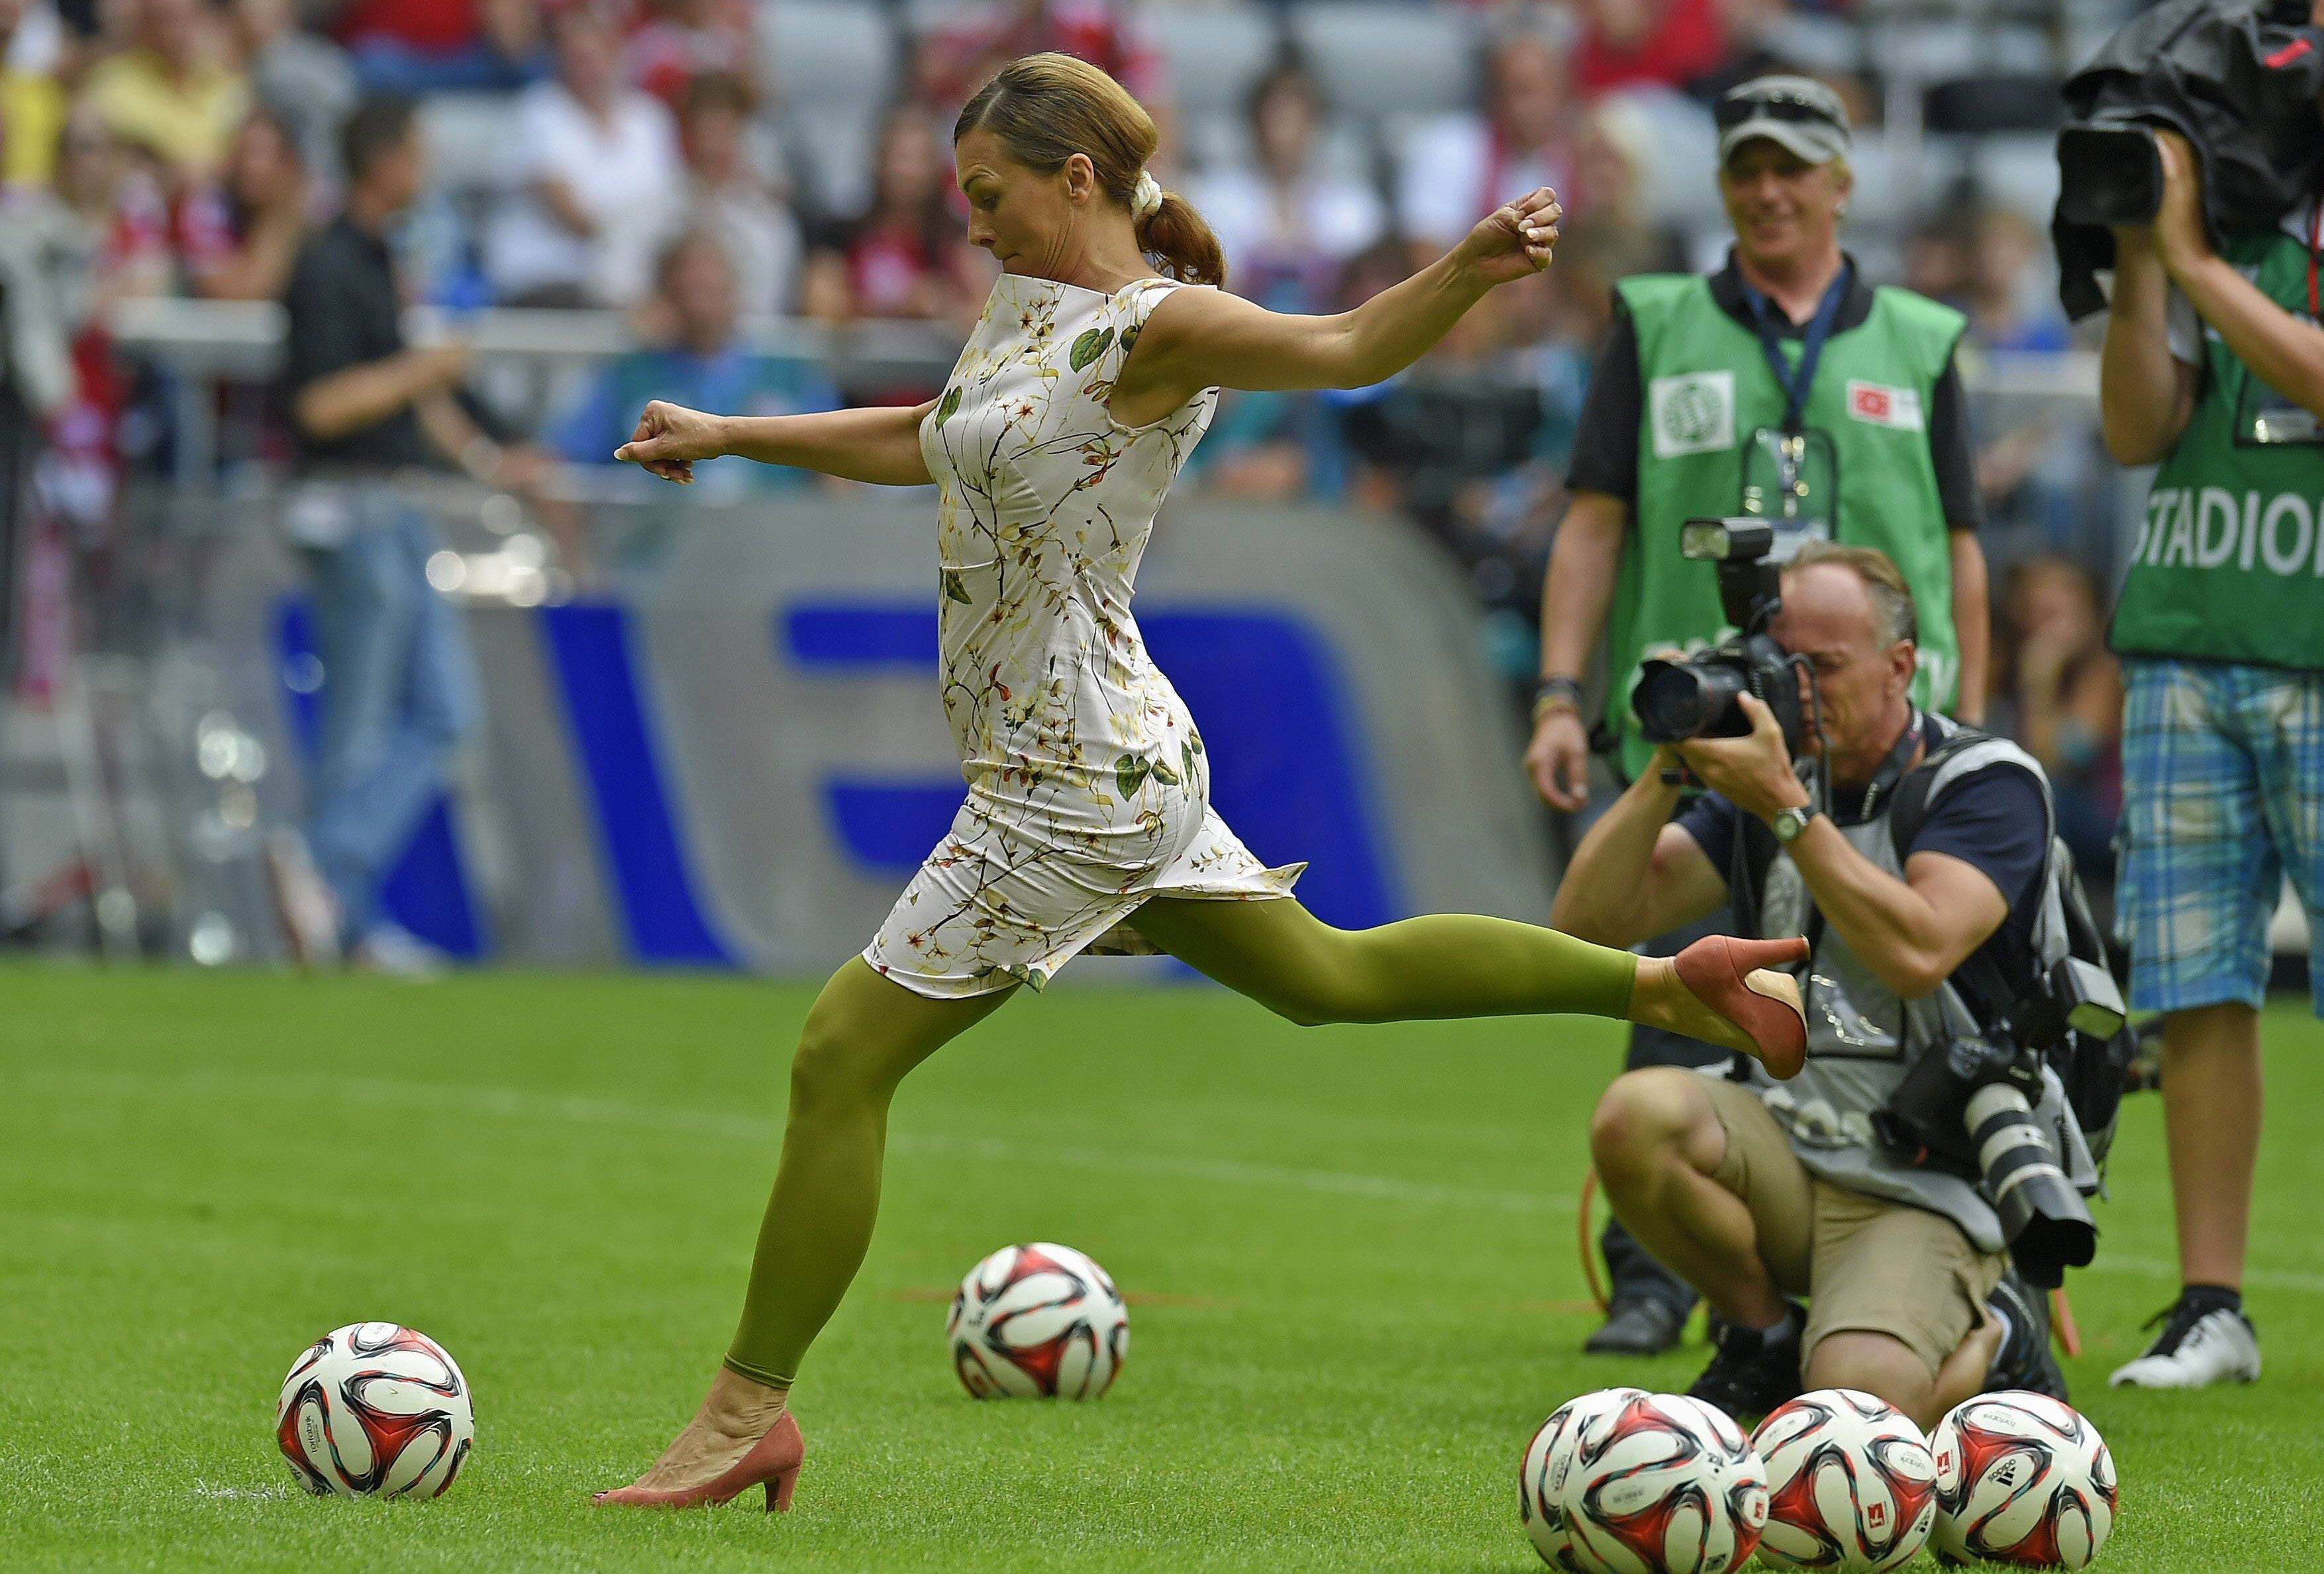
[{"x1": 862, "y1": 273, "x2": 1303, "y2": 997}]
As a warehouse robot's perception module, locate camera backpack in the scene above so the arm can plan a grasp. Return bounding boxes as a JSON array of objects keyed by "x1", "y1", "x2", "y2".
[{"x1": 1888, "y1": 728, "x2": 2139, "y2": 1167}]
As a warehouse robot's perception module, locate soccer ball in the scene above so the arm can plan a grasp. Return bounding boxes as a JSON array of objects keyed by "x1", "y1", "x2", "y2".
[
  {"x1": 1931, "y1": 1391, "x2": 2117, "y2": 1568},
  {"x1": 1519, "y1": 1387, "x2": 1648, "y2": 1569},
  {"x1": 275, "y1": 1322, "x2": 473, "y2": 1498},
  {"x1": 1557, "y1": 1391, "x2": 1770, "y2": 1574},
  {"x1": 1752, "y1": 1389, "x2": 1937, "y2": 1571},
  {"x1": 946, "y1": 1242, "x2": 1128, "y2": 1399}
]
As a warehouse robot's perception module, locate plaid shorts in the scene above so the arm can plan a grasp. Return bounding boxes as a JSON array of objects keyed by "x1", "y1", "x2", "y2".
[{"x1": 2119, "y1": 658, "x2": 2324, "y2": 1014}]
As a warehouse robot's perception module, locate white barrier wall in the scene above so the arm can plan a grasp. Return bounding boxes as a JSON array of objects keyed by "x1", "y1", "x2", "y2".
[{"x1": 193, "y1": 491, "x2": 1556, "y2": 973}]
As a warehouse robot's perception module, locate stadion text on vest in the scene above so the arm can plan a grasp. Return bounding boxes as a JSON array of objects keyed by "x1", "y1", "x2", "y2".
[{"x1": 2132, "y1": 484, "x2": 2324, "y2": 577}]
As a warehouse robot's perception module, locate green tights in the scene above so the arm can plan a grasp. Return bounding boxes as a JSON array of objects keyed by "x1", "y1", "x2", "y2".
[{"x1": 723, "y1": 897, "x2": 1639, "y2": 1385}]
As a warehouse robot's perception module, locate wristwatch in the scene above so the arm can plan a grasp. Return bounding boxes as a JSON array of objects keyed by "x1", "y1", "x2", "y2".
[{"x1": 1772, "y1": 804, "x2": 1819, "y2": 844}]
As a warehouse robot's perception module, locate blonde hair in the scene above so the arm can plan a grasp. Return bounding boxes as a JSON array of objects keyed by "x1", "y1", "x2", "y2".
[
  {"x1": 954, "y1": 52, "x2": 1225, "y2": 287},
  {"x1": 1790, "y1": 541, "x2": 1919, "y2": 647}
]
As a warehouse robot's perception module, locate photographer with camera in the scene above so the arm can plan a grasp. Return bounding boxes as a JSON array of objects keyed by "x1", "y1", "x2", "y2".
[
  {"x1": 2093, "y1": 121, "x2": 2317, "y2": 1391},
  {"x1": 1525, "y1": 75, "x2": 1992, "y2": 1357},
  {"x1": 1552, "y1": 534, "x2": 2103, "y2": 1427}
]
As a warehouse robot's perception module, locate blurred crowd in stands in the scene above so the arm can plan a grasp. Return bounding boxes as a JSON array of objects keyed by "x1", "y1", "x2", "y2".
[{"x1": 0, "y1": 0, "x2": 2141, "y2": 881}]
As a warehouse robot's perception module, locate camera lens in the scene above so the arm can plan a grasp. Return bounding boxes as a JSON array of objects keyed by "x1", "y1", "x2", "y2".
[
  {"x1": 1633, "y1": 658, "x2": 1749, "y2": 744},
  {"x1": 1964, "y1": 1083, "x2": 2097, "y2": 1280}
]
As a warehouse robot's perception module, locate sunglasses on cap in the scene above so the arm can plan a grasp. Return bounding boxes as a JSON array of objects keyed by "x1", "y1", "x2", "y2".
[{"x1": 1713, "y1": 91, "x2": 1843, "y2": 132}]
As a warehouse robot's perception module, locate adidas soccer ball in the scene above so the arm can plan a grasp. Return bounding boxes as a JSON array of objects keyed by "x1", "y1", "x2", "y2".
[
  {"x1": 1931, "y1": 1391, "x2": 2117, "y2": 1568},
  {"x1": 946, "y1": 1242, "x2": 1127, "y2": 1399},
  {"x1": 1752, "y1": 1389, "x2": 1937, "y2": 1572},
  {"x1": 1557, "y1": 1391, "x2": 1769, "y2": 1574},
  {"x1": 1520, "y1": 1388, "x2": 1648, "y2": 1569},
  {"x1": 275, "y1": 1322, "x2": 473, "y2": 1498}
]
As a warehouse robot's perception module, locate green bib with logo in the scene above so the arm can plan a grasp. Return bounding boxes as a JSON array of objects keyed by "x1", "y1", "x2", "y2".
[
  {"x1": 2112, "y1": 227, "x2": 2324, "y2": 669},
  {"x1": 1605, "y1": 273, "x2": 1967, "y2": 779}
]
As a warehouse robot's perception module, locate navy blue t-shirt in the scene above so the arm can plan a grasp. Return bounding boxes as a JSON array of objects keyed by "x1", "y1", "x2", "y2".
[{"x1": 1675, "y1": 717, "x2": 2049, "y2": 1010}]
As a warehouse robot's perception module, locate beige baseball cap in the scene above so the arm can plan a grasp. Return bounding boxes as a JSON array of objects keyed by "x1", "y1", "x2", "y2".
[{"x1": 1716, "y1": 75, "x2": 1852, "y2": 166}]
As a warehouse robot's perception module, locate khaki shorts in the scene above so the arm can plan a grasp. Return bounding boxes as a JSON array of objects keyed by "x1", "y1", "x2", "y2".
[{"x1": 1698, "y1": 1075, "x2": 2007, "y2": 1378}]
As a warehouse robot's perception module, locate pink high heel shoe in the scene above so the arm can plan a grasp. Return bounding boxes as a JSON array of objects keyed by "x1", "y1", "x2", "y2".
[
  {"x1": 592, "y1": 1412, "x2": 806, "y2": 1511},
  {"x1": 1673, "y1": 934, "x2": 1810, "y2": 1079}
]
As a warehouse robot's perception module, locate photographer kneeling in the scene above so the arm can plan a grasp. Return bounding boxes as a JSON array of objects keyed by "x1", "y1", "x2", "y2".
[{"x1": 1554, "y1": 540, "x2": 2089, "y2": 1428}]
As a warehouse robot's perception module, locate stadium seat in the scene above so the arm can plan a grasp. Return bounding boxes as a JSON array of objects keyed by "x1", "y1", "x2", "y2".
[
  {"x1": 1868, "y1": 19, "x2": 2056, "y2": 81},
  {"x1": 783, "y1": 105, "x2": 880, "y2": 220},
  {"x1": 1149, "y1": 4, "x2": 1283, "y2": 122},
  {"x1": 761, "y1": 0, "x2": 899, "y2": 113},
  {"x1": 1288, "y1": 1, "x2": 1478, "y2": 119},
  {"x1": 1758, "y1": 11, "x2": 1866, "y2": 77},
  {"x1": 1924, "y1": 73, "x2": 2066, "y2": 135},
  {"x1": 1969, "y1": 132, "x2": 2065, "y2": 228},
  {"x1": 419, "y1": 93, "x2": 522, "y2": 196}
]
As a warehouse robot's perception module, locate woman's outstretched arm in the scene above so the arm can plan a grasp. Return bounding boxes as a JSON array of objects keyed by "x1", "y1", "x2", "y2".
[
  {"x1": 614, "y1": 399, "x2": 937, "y2": 486},
  {"x1": 1115, "y1": 189, "x2": 1560, "y2": 417}
]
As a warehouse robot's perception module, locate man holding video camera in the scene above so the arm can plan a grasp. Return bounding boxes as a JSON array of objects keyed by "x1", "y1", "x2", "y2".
[
  {"x1": 2094, "y1": 125, "x2": 2314, "y2": 1391},
  {"x1": 1552, "y1": 535, "x2": 2098, "y2": 1427}
]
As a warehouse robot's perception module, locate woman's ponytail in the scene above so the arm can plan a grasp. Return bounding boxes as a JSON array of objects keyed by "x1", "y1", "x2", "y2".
[
  {"x1": 1138, "y1": 191, "x2": 1226, "y2": 288},
  {"x1": 958, "y1": 54, "x2": 1229, "y2": 289}
]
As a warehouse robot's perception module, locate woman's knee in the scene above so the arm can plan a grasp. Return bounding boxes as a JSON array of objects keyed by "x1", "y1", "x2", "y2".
[
  {"x1": 1590, "y1": 1068, "x2": 1713, "y2": 1177},
  {"x1": 788, "y1": 994, "x2": 890, "y2": 1112}
]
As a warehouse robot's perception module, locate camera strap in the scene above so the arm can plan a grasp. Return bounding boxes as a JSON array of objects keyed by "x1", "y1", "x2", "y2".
[{"x1": 1743, "y1": 260, "x2": 1854, "y2": 431}]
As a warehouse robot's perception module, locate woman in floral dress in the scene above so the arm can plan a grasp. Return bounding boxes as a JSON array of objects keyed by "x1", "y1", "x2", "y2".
[{"x1": 595, "y1": 52, "x2": 1809, "y2": 1509}]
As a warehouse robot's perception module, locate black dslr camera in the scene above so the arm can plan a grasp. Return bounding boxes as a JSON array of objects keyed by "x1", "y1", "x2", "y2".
[
  {"x1": 1631, "y1": 519, "x2": 1810, "y2": 754},
  {"x1": 1876, "y1": 959, "x2": 2129, "y2": 1286}
]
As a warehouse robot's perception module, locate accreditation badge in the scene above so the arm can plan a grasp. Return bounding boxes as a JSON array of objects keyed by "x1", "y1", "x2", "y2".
[
  {"x1": 2235, "y1": 341, "x2": 2324, "y2": 445},
  {"x1": 1741, "y1": 426, "x2": 1838, "y2": 560}
]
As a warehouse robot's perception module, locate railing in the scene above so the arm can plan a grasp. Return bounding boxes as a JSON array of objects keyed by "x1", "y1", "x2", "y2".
[
  {"x1": 108, "y1": 297, "x2": 2107, "y2": 482},
  {"x1": 107, "y1": 299, "x2": 968, "y2": 483}
]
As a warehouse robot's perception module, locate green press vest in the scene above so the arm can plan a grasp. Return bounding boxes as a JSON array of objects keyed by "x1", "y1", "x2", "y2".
[
  {"x1": 2112, "y1": 226, "x2": 2324, "y2": 669},
  {"x1": 1607, "y1": 273, "x2": 1968, "y2": 779}
]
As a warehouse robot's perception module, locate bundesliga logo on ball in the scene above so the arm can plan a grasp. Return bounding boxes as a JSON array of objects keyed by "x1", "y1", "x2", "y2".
[
  {"x1": 275, "y1": 1322, "x2": 474, "y2": 1499},
  {"x1": 1752, "y1": 1389, "x2": 1939, "y2": 1572},
  {"x1": 1931, "y1": 1392, "x2": 2117, "y2": 1569},
  {"x1": 946, "y1": 1243, "x2": 1128, "y2": 1400}
]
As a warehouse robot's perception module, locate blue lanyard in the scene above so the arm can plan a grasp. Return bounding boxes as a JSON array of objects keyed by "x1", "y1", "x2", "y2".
[{"x1": 1742, "y1": 261, "x2": 1852, "y2": 432}]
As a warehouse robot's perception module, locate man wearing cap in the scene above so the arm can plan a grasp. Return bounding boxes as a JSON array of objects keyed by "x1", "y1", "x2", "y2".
[{"x1": 1525, "y1": 75, "x2": 1991, "y2": 1357}]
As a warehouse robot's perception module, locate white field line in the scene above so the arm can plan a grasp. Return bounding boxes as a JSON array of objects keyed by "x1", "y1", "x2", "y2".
[
  {"x1": 2075, "y1": 1254, "x2": 2324, "y2": 1297},
  {"x1": 19, "y1": 1066, "x2": 1572, "y2": 1218},
  {"x1": 189, "y1": 1483, "x2": 295, "y2": 1501}
]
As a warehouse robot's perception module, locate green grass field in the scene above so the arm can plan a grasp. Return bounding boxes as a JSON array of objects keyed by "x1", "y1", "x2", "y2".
[{"x1": 4, "y1": 966, "x2": 2321, "y2": 1571}]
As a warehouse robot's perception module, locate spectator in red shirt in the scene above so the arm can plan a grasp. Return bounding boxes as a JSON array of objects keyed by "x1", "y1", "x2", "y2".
[
  {"x1": 624, "y1": 0, "x2": 756, "y2": 110},
  {"x1": 914, "y1": 0, "x2": 1169, "y2": 150},
  {"x1": 332, "y1": 0, "x2": 550, "y2": 97},
  {"x1": 176, "y1": 107, "x2": 308, "y2": 300},
  {"x1": 801, "y1": 106, "x2": 983, "y2": 326},
  {"x1": 1573, "y1": 0, "x2": 1730, "y2": 97}
]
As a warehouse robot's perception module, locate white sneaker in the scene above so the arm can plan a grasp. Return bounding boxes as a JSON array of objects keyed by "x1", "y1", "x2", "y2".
[
  {"x1": 2107, "y1": 1299, "x2": 2261, "y2": 1389},
  {"x1": 350, "y1": 922, "x2": 450, "y2": 979}
]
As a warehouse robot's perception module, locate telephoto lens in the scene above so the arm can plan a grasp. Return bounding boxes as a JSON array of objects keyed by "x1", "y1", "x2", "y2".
[
  {"x1": 1633, "y1": 658, "x2": 1753, "y2": 744},
  {"x1": 1964, "y1": 1083, "x2": 2097, "y2": 1283}
]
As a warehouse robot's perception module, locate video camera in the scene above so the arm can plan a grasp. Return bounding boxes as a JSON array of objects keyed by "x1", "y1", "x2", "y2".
[
  {"x1": 1876, "y1": 958, "x2": 2128, "y2": 1285},
  {"x1": 1630, "y1": 519, "x2": 1811, "y2": 754},
  {"x1": 2052, "y1": 0, "x2": 2324, "y2": 319}
]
